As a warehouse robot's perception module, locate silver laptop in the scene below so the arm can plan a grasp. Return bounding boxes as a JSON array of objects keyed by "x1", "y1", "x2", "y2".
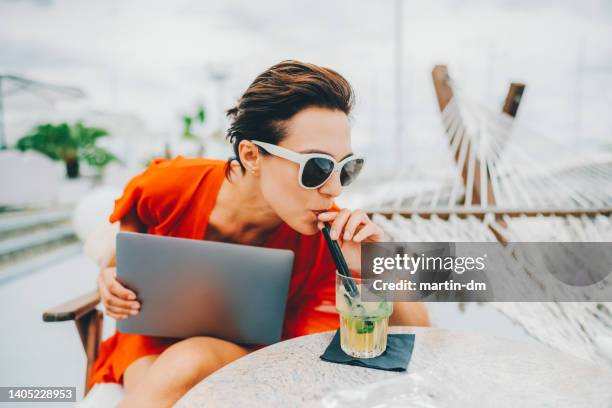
[{"x1": 115, "y1": 231, "x2": 294, "y2": 345}]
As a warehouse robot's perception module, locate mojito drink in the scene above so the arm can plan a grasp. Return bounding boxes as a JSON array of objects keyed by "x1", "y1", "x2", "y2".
[{"x1": 335, "y1": 272, "x2": 393, "y2": 358}]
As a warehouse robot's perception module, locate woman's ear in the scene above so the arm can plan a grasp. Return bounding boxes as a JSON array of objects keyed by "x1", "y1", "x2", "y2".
[{"x1": 238, "y1": 140, "x2": 261, "y2": 174}]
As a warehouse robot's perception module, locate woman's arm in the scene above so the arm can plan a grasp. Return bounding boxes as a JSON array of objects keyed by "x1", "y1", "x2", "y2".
[
  {"x1": 316, "y1": 209, "x2": 431, "y2": 327},
  {"x1": 104, "y1": 205, "x2": 146, "y2": 268},
  {"x1": 389, "y1": 302, "x2": 431, "y2": 327},
  {"x1": 97, "y1": 206, "x2": 146, "y2": 320}
]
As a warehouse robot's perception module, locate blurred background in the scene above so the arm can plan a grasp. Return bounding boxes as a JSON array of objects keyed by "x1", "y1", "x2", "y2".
[{"x1": 1, "y1": 0, "x2": 611, "y2": 402}]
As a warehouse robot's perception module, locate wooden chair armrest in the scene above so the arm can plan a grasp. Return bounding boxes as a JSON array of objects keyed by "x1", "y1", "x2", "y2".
[{"x1": 43, "y1": 290, "x2": 101, "y2": 322}]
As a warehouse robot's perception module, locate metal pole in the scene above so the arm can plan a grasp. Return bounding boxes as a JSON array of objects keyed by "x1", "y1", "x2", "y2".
[{"x1": 394, "y1": 0, "x2": 403, "y2": 166}]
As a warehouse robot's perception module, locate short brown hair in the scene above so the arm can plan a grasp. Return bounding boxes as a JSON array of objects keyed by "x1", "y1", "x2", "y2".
[{"x1": 224, "y1": 60, "x2": 355, "y2": 180}]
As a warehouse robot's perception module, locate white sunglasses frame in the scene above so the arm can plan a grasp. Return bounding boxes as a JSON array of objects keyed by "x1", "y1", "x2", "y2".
[{"x1": 250, "y1": 140, "x2": 366, "y2": 190}]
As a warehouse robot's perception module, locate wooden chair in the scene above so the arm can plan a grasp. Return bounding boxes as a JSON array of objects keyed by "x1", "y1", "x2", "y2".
[
  {"x1": 41, "y1": 206, "x2": 120, "y2": 398},
  {"x1": 42, "y1": 290, "x2": 103, "y2": 397}
]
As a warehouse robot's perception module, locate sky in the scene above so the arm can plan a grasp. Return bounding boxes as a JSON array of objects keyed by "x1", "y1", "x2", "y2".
[{"x1": 1, "y1": 0, "x2": 611, "y2": 175}]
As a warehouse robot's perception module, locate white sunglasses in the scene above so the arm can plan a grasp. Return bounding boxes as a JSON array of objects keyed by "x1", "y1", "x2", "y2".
[{"x1": 250, "y1": 140, "x2": 366, "y2": 189}]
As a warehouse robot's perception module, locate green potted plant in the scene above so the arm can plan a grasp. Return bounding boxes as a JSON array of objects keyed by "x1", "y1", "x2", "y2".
[
  {"x1": 181, "y1": 104, "x2": 207, "y2": 156},
  {"x1": 15, "y1": 121, "x2": 119, "y2": 178}
]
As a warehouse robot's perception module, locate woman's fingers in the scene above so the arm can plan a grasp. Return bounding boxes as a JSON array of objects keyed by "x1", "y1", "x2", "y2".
[
  {"x1": 105, "y1": 305, "x2": 133, "y2": 319},
  {"x1": 98, "y1": 269, "x2": 140, "y2": 318},
  {"x1": 103, "y1": 267, "x2": 137, "y2": 300},
  {"x1": 101, "y1": 283, "x2": 138, "y2": 311},
  {"x1": 351, "y1": 219, "x2": 385, "y2": 242},
  {"x1": 352, "y1": 222, "x2": 376, "y2": 242},
  {"x1": 102, "y1": 267, "x2": 138, "y2": 307},
  {"x1": 97, "y1": 263, "x2": 140, "y2": 321},
  {"x1": 343, "y1": 209, "x2": 367, "y2": 240},
  {"x1": 102, "y1": 280, "x2": 139, "y2": 309},
  {"x1": 317, "y1": 211, "x2": 344, "y2": 244},
  {"x1": 106, "y1": 301, "x2": 137, "y2": 319},
  {"x1": 328, "y1": 209, "x2": 351, "y2": 240},
  {"x1": 108, "y1": 280, "x2": 138, "y2": 302},
  {"x1": 318, "y1": 209, "x2": 385, "y2": 243},
  {"x1": 107, "y1": 294, "x2": 140, "y2": 310}
]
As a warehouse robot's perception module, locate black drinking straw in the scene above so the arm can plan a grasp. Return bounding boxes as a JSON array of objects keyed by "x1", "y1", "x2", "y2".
[{"x1": 321, "y1": 221, "x2": 359, "y2": 297}]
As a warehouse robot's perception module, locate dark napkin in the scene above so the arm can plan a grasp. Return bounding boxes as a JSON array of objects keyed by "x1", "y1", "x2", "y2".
[{"x1": 319, "y1": 329, "x2": 415, "y2": 372}]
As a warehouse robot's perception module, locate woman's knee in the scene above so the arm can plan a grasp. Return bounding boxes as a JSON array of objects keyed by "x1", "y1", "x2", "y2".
[
  {"x1": 116, "y1": 338, "x2": 234, "y2": 408},
  {"x1": 123, "y1": 355, "x2": 159, "y2": 392},
  {"x1": 159, "y1": 337, "x2": 219, "y2": 380},
  {"x1": 156, "y1": 336, "x2": 248, "y2": 384}
]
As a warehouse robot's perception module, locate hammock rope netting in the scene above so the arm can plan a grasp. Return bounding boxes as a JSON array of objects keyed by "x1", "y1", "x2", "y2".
[{"x1": 345, "y1": 75, "x2": 612, "y2": 367}]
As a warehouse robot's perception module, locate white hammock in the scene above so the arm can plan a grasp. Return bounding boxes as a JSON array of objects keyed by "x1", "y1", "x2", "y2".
[
  {"x1": 348, "y1": 84, "x2": 612, "y2": 368},
  {"x1": 371, "y1": 213, "x2": 612, "y2": 366}
]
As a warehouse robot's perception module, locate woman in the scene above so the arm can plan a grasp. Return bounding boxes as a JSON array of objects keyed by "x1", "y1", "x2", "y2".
[{"x1": 90, "y1": 60, "x2": 430, "y2": 407}]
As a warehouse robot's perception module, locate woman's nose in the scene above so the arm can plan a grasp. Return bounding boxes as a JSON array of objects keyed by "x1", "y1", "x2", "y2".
[{"x1": 318, "y1": 171, "x2": 342, "y2": 197}]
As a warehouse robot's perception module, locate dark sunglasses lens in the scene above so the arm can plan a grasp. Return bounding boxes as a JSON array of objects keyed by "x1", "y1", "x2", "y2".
[
  {"x1": 302, "y1": 157, "x2": 334, "y2": 187},
  {"x1": 340, "y1": 158, "x2": 364, "y2": 186}
]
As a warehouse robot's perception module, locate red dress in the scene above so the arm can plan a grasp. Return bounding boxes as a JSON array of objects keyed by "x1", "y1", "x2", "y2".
[{"x1": 88, "y1": 156, "x2": 341, "y2": 388}]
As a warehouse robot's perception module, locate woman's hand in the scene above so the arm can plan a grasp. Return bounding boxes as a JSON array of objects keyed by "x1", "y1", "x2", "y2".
[
  {"x1": 317, "y1": 209, "x2": 385, "y2": 274},
  {"x1": 97, "y1": 266, "x2": 140, "y2": 320}
]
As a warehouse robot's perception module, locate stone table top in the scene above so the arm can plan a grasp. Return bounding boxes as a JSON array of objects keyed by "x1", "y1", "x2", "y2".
[{"x1": 175, "y1": 326, "x2": 612, "y2": 408}]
